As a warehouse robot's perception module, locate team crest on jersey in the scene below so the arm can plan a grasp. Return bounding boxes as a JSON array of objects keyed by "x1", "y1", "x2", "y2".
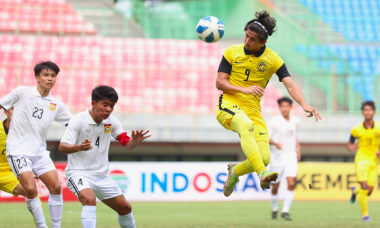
[
  {"x1": 104, "y1": 124, "x2": 112, "y2": 133},
  {"x1": 257, "y1": 62, "x2": 267, "y2": 72},
  {"x1": 49, "y1": 103, "x2": 57, "y2": 111}
]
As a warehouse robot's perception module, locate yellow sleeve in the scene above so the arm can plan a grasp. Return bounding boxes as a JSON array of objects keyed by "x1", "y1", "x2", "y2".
[
  {"x1": 351, "y1": 127, "x2": 358, "y2": 138},
  {"x1": 272, "y1": 53, "x2": 285, "y2": 73},
  {"x1": 223, "y1": 46, "x2": 234, "y2": 64}
]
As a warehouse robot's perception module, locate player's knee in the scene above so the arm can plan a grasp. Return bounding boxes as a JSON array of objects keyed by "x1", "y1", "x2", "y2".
[
  {"x1": 49, "y1": 183, "x2": 62, "y2": 195},
  {"x1": 118, "y1": 202, "x2": 132, "y2": 215},
  {"x1": 24, "y1": 185, "x2": 37, "y2": 195},
  {"x1": 288, "y1": 184, "x2": 295, "y2": 191},
  {"x1": 239, "y1": 121, "x2": 255, "y2": 136},
  {"x1": 80, "y1": 195, "x2": 96, "y2": 206}
]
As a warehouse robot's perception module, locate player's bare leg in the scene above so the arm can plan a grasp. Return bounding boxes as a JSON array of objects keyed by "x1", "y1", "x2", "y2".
[
  {"x1": 102, "y1": 195, "x2": 136, "y2": 228},
  {"x1": 18, "y1": 172, "x2": 47, "y2": 228},
  {"x1": 39, "y1": 170, "x2": 63, "y2": 228},
  {"x1": 12, "y1": 183, "x2": 26, "y2": 196},
  {"x1": 78, "y1": 189, "x2": 97, "y2": 228},
  {"x1": 281, "y1": 176, "x2": 295, "y2": 220},
  {"x1": 270, "y1": 182, "x2": 280, "y2": 220}
]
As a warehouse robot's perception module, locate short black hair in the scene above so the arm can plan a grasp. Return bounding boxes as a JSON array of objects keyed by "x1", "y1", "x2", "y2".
[
  {"x1": 244, "y1": 10, "x2": 277, "y2": 42},
  {"x1": 361, "y1": 101, "x2": 375, "y2": 111},
  {"x1": 34, "y1": 61, "x2": 60, "y2": 76},
  {"x1": 92, "y1": 85, "x2": 118, "y2": 103},
  {"x1": 277, "y1": 97, "x2": 293, "y2": 106}
]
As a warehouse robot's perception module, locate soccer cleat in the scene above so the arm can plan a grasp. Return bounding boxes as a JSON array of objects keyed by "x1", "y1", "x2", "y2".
[
  {"x1": 281, "y1": 212, "x2": 292, "y2": 220},
  {"x1": 223, "y1": 162, "x2": 239, "y2": 197},
  {"x1": 363, "y1": 216, "x2": 372, "y2": 222},
  {"x1": 350, "y1": 186, "x2": 356, "y2": 203},
  {"x1": 272, "y1": 211, "x2": 278, "y2": 220},
  {"x1": 259, "y1": 170, "x2": 278, "y2": 190}
]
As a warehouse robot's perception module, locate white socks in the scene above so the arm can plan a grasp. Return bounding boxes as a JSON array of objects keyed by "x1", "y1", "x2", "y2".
[
  {"x1": 25, "y1": 196, "x2": 47, "y2": 228},
  {"x1": 282, "y1": 190, "x2": 295, "y2": 213},
  {"x1": 49, "y1": 193, "x2": 63, "y2": 228},
  {"x1": 81, "y1": 206, "x2": 97, "y2": 228},
  {"x1": 81, "y1": 206, "x2": 136, "y2": 228},
  {"x1": 270, "y1": 193, "x2": 279, "y2": 212},
  {"x1": 118, "y1": 212, "x2": 136, "y2": 228}
]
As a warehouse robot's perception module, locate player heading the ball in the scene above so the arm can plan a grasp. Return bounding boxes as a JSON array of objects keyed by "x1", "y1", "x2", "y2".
[
  {"x1": 59, "y1": 85, "x2": 151, "y2": 228},
  {"x1": 215, "y1": 11, "x2": 321, "y2": 194},
  {"x1": 0, "y1": 61, "x2": 73, "y2": 228}
]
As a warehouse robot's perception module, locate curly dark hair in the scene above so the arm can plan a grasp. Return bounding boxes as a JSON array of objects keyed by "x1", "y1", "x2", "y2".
[{"x1": 244, "y1": 10, "x2": 277, "y2": 41}]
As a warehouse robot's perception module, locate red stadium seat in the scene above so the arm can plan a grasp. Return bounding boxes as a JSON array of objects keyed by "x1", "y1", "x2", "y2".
[
  {"x1": 0, "y1": 36, "x2": 285, "y2": 113},
  {"x1": 0, "y1": 1, "x2": 96, "y2": 35}
]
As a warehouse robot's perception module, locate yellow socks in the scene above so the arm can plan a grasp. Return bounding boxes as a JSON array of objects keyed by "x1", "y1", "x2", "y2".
[
  {"x1": 358, "y1": 189, "x2": 369, "y2": 216},
  {"x1": 230, "y1": 113, "x2": 266, "y2": 175},
  {"x1": 234, "y1": 160, "x2": 253, "y2": 176}
]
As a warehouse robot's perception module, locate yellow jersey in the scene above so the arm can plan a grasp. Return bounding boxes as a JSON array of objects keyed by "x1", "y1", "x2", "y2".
[
  {"x1": 218, "y1": 44, "x2": 288, "y2": 111},
  {"x1": 350, "y1": 122, "x2": 380, "y2": 163},
  {"x1": 0, "y1": 120, "x2": 10, "y2": 171}
]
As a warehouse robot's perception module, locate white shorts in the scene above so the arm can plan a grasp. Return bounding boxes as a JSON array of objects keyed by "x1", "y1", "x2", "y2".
[
  {"x1": 270, "y1": 159, "x2": 298, "y2": 184},
  {"x1": 7, "y1": 154, "x2": 56, "y2": 178},
  {"x1": 67, "y1": 174, "x2": 123, "y2": 201}
]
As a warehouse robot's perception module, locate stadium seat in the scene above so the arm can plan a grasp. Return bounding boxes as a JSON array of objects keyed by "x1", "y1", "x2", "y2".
[
  {"x1": 0, "y1": 35, "x2": 285, "y2": 113},
  {"x1": 0, "y1": 0, "x2": 96, "y2": 35}
]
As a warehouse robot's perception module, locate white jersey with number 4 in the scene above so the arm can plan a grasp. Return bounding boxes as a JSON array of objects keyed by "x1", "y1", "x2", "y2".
[
  {"x1": 0, "y1": 86, "x2": 72, "y2": 157},
  {"x1": 61, "y1": 109, "x2": 126, "y2": 178},
  {"x1": 268, "y1": 115, "x2": 300, "y2": 167}
]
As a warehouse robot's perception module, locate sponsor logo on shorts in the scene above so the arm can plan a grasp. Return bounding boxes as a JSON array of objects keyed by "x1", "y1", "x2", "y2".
[
  {"x1": 49, "y1": 103, "x2": 57, "y2": 111},
  {"x1": 110, "y1": 170, "x2": 130, "y2": 193},
  {"x1": 259, "y1": 132, "x2": 266, "y2": 135},
  {"x1": 85, "y1": 129, "x2": 91, "y2": 132},
  {"x1": 104, "y1": 124, "x2": 112, "y2": 133}
]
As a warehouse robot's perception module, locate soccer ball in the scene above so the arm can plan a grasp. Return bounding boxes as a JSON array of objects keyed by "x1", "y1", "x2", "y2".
[{"x1": 196, "y1": 16, "x2": 225, "y2": 43}]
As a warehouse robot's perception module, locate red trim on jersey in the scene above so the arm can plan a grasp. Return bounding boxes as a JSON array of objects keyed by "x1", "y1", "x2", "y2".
[{"x1": 117, "y1": 132, "x2": 131, "y2": 146}]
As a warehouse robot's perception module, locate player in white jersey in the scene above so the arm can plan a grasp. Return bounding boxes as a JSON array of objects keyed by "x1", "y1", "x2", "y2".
[
  {"x1": 268, "y1": 97, "x2": 301, "y2": 221},
  {"x1": 59, "y1": 85, "x2": 150, "y2": 228},
  {"x1": 0, "y1": 61, "x2": 73, "y2": 228}
]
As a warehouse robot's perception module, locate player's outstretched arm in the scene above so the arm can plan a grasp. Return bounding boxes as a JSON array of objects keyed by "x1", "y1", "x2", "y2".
[
  {"x1": 124, "y1": 130, "x2": 151, "y2": 150},
  {"x1": 282, "y1": 77, "x2": 322, "y2": 121},
  {"x1": 59, "y1": 139, "x2": 93, "y2": 154},
  {"x1": 216, "y1": 72, "x2": 264, "y2": 97}
]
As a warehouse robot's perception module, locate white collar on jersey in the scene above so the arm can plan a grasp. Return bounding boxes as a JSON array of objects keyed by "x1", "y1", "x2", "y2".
[
  {"x1": 85, "y1": 108, "x2": 108, "y2": 125},
  {"x1": 32, "y1": 86, "x2": 53, "y2": 101}
]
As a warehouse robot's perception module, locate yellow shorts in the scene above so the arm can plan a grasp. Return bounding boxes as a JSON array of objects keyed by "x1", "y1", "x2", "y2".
[
  {"x1": 216, "y1": 95, "x2": 269, "y2": 142},
  {"x1": 355, "y1": 158, "x2": 378, "y2": 186},
  {"x1": 0, "y1": 169, "x2": 19, "y2": 195}
]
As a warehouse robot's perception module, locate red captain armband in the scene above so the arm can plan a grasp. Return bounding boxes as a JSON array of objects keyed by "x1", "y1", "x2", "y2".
[{"x1": 118, "y1": 132, "x2": 131, "y2": 146}]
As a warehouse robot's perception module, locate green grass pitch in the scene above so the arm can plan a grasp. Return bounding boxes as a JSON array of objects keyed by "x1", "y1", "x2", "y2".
[{"x1": 0, "y1": 201, "x2": 379, "y2": 227}]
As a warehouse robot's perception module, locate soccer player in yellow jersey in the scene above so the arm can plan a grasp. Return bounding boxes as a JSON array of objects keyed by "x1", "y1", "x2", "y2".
[
  {"x1": 0, "y1": 107, "x2": 27, "y2": 196},
  {"x1": 216, "y1": 11, "x2": 321, "y2": 194},
  {"x1": 348, "y1": 101, "x2": 380, "y2": 222}
]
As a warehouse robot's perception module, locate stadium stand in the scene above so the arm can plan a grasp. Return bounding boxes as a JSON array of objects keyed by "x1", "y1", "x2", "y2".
[
  {"x1": 0, "y1": 34, "x2": 287, "y2": 113},
  {"x1": 0, "y1": 0, "x2": 96, "y2": 35},
  {"x1": 299, "y1": 0, "x2": 380, "y2": 42}
]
